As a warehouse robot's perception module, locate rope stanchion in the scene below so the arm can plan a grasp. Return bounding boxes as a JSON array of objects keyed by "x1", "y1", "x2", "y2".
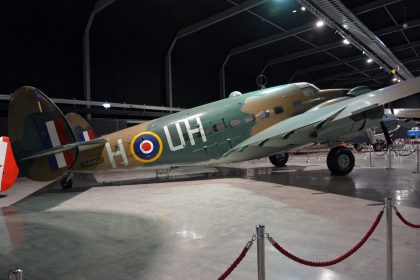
[
  {"x1": 217, "y1": 238, "x2": 254, "y2": 280},
  {"x1": 268, "y1": 208, "x2": 384, "y2": 267},
  {"x1": 393, "y1": 206, "x2": 420, "y2": 228}
]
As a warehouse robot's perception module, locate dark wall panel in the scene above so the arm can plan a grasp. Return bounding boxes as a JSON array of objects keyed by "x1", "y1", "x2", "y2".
[
  {"x1": 0, "y1": 1, "x2": 93, "y2": 98},
  {"x1": 226, "y1": 53, "x2": 266, "y2": 95},
  {"x1": 172, "y1": 35, "x2": 226, "y2": 108}
]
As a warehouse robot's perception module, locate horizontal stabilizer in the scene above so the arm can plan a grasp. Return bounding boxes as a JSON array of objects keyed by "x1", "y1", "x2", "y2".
[{"x1": 21, "y1": 139, "x2": 106, "y2": 161}]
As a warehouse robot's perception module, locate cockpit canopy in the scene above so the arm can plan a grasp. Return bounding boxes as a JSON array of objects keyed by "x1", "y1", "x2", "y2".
[{"x1": 294, "y1": 82, "x2": 320, "y2": 97}]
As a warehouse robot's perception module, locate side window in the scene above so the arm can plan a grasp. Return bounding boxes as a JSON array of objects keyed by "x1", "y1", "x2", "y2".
[
  {"x1": 257, "y1": 110, "x2": 270, "y2": 119},
  {"x1": 244, "y1": 114, "x2": 256, "y2": 123},
  {"x1": 273, "y1": 106, "x2": 284, "y2": 114},
  {"x1": 213, "y1": 123, "x2": 225, "y2": 132},
  {"x1": 229, "y1": 119, "x2": 241, "y2": 128}
]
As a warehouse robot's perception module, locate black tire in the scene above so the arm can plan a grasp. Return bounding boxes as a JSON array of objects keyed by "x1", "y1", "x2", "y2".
[
  {"x1": 373, "y1": 142, "x2": 383, "y2": 152},
  {"x1": 60, "y1": 174, "x2": 73, "y2": 190},
  {"x1": 269, "y1": 153, "x2": 289, "y2": 167},
  {"x1": 327, "y1": 147, "x2": 355, "y2": 176}
]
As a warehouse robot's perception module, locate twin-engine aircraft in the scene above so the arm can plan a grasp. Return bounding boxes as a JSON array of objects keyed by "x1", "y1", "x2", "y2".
[{"x1": 1, "y1": 77, "x2": 420, "y2": 191}]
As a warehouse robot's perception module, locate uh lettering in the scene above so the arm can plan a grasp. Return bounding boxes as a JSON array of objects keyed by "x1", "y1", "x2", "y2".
[{"x1": 164, "y1": 117, "x2": 207, "y2": 152}]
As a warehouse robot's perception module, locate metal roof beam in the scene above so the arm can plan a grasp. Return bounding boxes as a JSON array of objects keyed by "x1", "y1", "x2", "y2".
[
  {"x1": 352, "y1": 0, "x2": 403, "y2": 15},
  {"x1": 263, "y1": 18, "x2": 420, "y2": 68},
  {"x1": 166, "y1": 0, "x2": 268, "y2": 107},
  {"x1": 0, "y1": 94, "x2": 183, "y2": 112},
  {"x1": 294, "y1": 40, "x2": 420, "y2": 76},
  {"x1": 315, "y1": 57, "x2": 420, "y2": 82},
  {"x1": 230, "y1": 23, "x2": 314, "y2": 56},
  {"x1": 176, "y1": 0, "x2": 269, "y2": 39}
]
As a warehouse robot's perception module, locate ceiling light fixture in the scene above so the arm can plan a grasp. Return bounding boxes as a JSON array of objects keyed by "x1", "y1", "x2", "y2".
[
  {"x1": 292, "y1": 9, "x2": 297, "y2": 13},
  {"x1": 316, "y1": 20, "x2": 324, "y2": 27},
  {"x1": 392, "y1": 77, "x2": 398, "y2": 82},
  {"x1": 102, "y1": 102, "x2": 111, "y2": 109},
  {"x1": 301, "y1": 6, "x2": 306, "y2": 11},
  {"x1": 367, "y1": 58, "x2": 373, "y2": 63},
  {"x1": 343, "y1": 38, "x2": 350, "y2": 45}
]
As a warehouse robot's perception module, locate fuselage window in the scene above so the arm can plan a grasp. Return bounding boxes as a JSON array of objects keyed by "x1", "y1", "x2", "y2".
[
  {"x1": 229, "y1": 119, "x2": 241, "y2": 128},
  {"x1": 244, "y1": 114, "x2": 256, "y2": 123},
  {"x1": 273, "y1": 106, "x2": 284, "y2": 114},
  {"x1": 213, "y1": 123, "x2": 225, "y2": 132},
  {"x1": 257, "y1": 110, "x2": 270, "y2": 119}
]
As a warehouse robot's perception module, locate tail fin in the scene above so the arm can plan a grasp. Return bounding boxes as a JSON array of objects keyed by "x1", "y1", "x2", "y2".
[
  {"x1": 8, "y1": 86, "x2": 78, "y2": 181},
  {"x1": 65, "y1": 112, "x2": 96, "y2": 142},
  {"x1": 0, "y1": 137, "x2": 19, "y2": 192}
]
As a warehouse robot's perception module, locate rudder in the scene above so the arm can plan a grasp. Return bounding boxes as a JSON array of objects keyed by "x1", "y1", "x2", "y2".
[{"x1": 8, "y1": 86, "x2": 78, "y2": 181}]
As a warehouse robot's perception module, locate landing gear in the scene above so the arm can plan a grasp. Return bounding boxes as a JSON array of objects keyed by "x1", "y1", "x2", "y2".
[
  {"x1": 327, "y1": 146, "x2": 355, "y2": 176},
  {"x1": 60, "y1": 172, "x2": 73, "y2": 190},
  {"x1": 269, "y1": 152, "x2": 289, "y2": 167}
]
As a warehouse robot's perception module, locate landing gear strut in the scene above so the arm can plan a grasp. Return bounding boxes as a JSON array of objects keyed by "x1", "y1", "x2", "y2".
[
  {"x1": 269, "y1": 152, "x2": 289, "y2": 167},
  {"x1": 60, "y1": 172, "x2": 73, "y2": 190},
  {"x1": 327, "y1": 146, "x2": 355, "y2": 176}
]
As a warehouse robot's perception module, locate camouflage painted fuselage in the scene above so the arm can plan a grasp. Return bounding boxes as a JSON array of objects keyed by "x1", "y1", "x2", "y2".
[{"x1": 75, "y1": 83, "x2": 350, "y2": 172}]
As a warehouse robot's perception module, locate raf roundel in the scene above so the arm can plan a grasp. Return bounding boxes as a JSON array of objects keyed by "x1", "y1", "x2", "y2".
[{"x1": 130, "y1": 132, "x2": 163, "y2": 163}]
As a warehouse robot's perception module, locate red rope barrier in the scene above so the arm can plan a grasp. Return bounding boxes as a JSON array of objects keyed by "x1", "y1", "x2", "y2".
[
  {"x1": 394, "y1": 208, "x2": 420, "y2": 228},
  {"x1": 218, "y1": 242, "x2": 252, "y2": 280},
  {"x1": 269, "y1": 210, "x2": 384, "y2": 267}
]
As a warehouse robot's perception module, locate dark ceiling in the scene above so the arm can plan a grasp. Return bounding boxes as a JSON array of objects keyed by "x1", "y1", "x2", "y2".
[{"x1": 1, "y1": 0, "x2": 419, "y2": 110}]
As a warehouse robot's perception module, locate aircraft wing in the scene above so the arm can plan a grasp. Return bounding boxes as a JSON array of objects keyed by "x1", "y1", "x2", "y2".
[{"x1": 225, "y1": 77, "x2": 420, "y2": 156}]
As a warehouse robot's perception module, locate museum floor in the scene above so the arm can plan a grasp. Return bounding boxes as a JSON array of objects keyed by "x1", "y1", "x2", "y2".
[{"x1": 1, "y1": 152, "x2": 419, "y2": 280}]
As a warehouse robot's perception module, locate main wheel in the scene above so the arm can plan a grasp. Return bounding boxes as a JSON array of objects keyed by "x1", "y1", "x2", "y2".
[
  {"x1": 269, "y1": 152, "x2": 289, "y2": 167},
  {"x1": 327, "y1": 147, "x2": 355, "y2": 176}
]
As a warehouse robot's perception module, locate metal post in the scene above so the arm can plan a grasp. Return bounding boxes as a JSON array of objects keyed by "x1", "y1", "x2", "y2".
[
  {"x1": 386, "y1": 148, "x2": 393, "y2": 170},
  {"x1": 8, "y1": 268, "x2": 23, "y2": 280},
  {"x1": 306, "y1": 148, "x2": 310, "y2": 163},
  {"x1": 256, "y1": 224, "x2": 266, "y2": 280},
  {"x1": 416, "y1": 145, "x2": 419, "y2": 173},
  {"x1": 385, "y1": 198, "x2": 393, "y2": 280},
  {"x1": 368, "y1": 145, "x2": 374, "y2": 167}
]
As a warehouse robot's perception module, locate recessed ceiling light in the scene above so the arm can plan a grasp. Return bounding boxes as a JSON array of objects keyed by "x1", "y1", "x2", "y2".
[
  {"x1": 102, "y1": 102, "x2": 111, "y2": 109},
  {"x1": 397, "y1": 79, "x2": 401, "y2": 83},
  {"x1": 367, "y1": 58, "x2": 373, "y2": 63},
  {"x1": 392, "y1": 77, "x2": 397, "y2": 82},
  {"x1": 343, "y1": 38, "x2": 350, "y2": 45},
  {"x1": 316, "y1": 20, "x2": 324, "y2": 27},
  {"x1": 292, "y1": 9, "x2": 297, "y2": 13},
  {"x1": 301, "y1": 6, "x2": 306, "y2": 11},
  {"x1": 379, "y1": 66, "x2": 383, "y2": 69}
]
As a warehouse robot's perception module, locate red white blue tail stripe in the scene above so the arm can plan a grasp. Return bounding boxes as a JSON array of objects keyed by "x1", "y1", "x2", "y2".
[
  {"x1": 79, "y1": 130, "x2": 94, "y2": 142},
  {"x1": 38, "y1": 119, "x2": 73, "y2": 170}
]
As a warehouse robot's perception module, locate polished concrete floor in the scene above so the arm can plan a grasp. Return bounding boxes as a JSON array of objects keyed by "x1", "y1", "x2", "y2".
[{"x1": 0, "y1": 151, "x2": 419, "y2": 279}]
